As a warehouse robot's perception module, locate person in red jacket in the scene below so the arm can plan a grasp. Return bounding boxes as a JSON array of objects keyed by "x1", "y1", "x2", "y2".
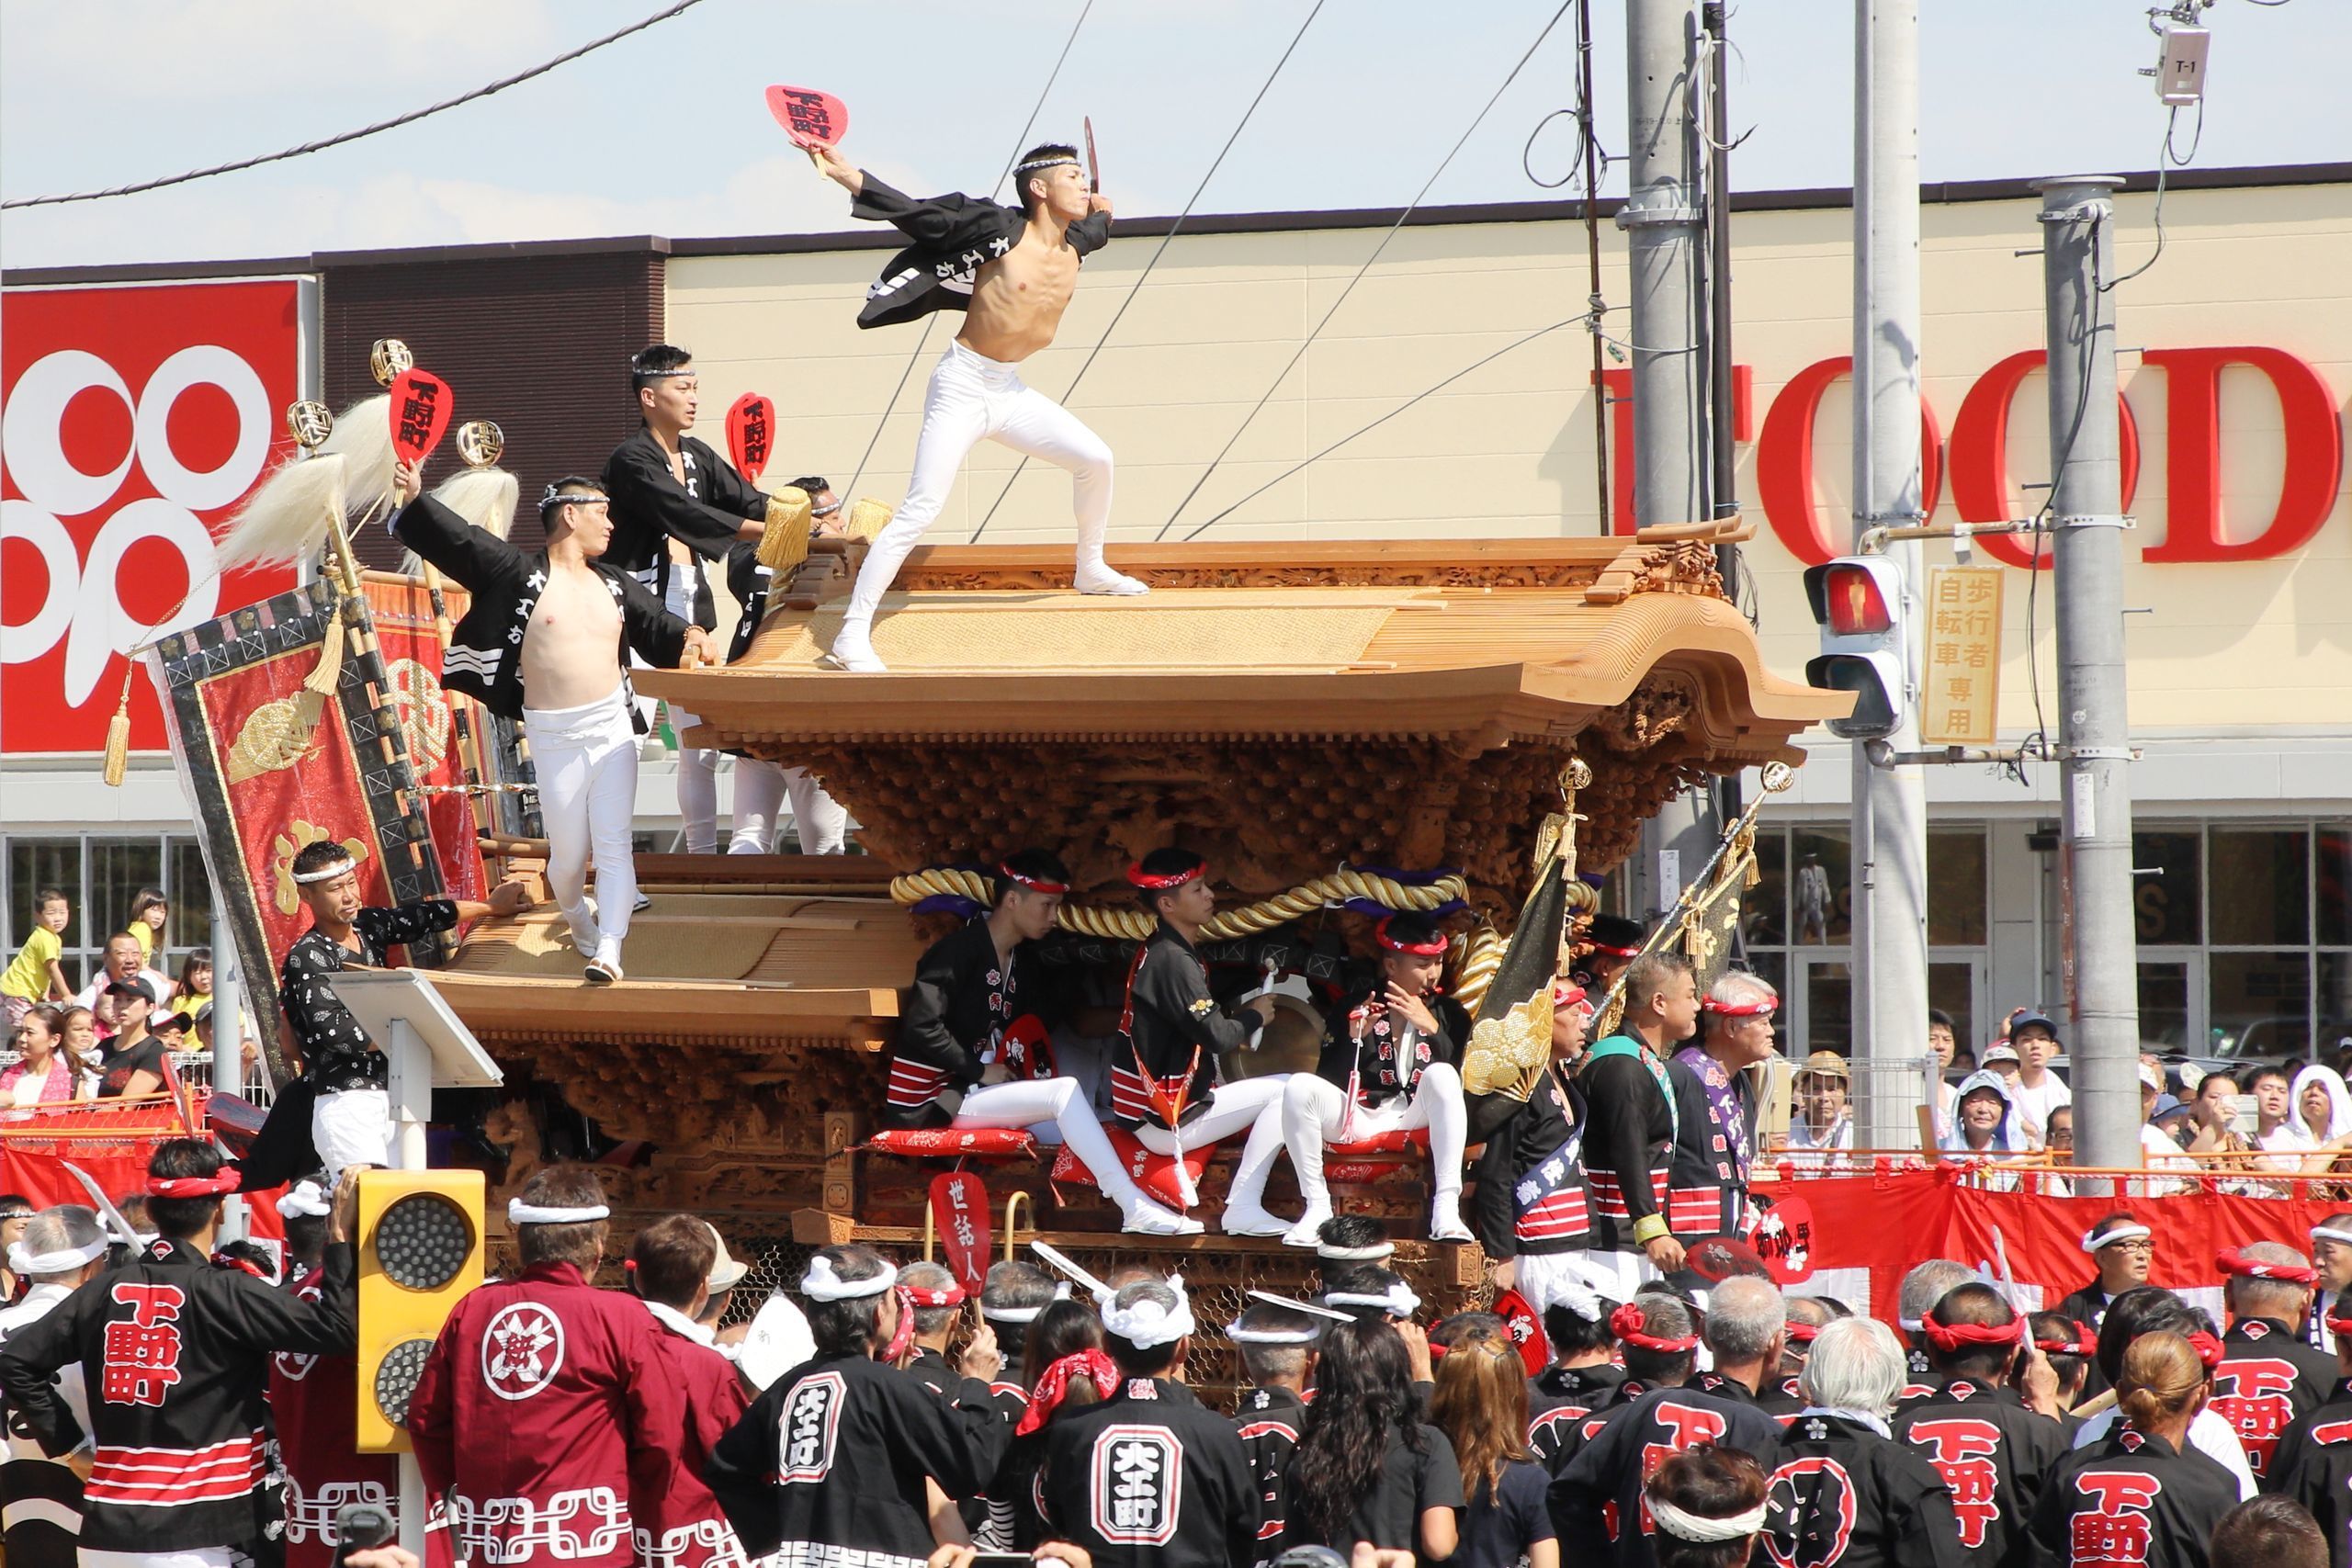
[
  {"x1": 623, "y1": 1215, "x2": 756, "y2": 1568},
  {"x1": 407, "y1": 1167, "x2": 683, "y2": 1568}
]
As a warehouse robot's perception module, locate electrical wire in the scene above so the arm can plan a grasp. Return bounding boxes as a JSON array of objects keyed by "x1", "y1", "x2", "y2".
[
  {"x1": 1, "y1": 0, "x2": 714, "y2": 209},
  {"x1": 2103, "y1": 99, "x2": 2201, "y2": 291},
  {"x1": 967, "y1": 0, "x2": 1329, "y2": 543},
  {"x1": 1178, "y1": 318, "x2": 1576, "y2": 540},
  {"x1": 1152, "y1": 0, "x2": 1577, "y2": 541},
  {"x1": 839, "y1": 0, "x2": 1095, "y2": 502},
  {"x1": 1521, "y1": 108, "x2": 1589, "y2": 190}
]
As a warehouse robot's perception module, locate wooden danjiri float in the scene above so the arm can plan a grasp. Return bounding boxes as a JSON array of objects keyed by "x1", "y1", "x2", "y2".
[{"x1": 404, "y1": 522, "x2": 1842, "y2": 1385}]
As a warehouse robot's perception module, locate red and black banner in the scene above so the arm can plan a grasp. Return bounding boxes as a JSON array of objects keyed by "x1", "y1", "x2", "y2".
[{"x1": 362, "y1": 573, "x2": 489, "y2": 911}]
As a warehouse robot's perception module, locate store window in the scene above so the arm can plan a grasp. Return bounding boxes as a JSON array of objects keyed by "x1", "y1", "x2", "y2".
[{"x1": 2, "y1": 833, "x2": 218, "y2": 994}]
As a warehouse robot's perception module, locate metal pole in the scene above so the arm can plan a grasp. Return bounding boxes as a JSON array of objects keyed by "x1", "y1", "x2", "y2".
[
  {"x1": 2036, "y1": 175, "x2": 2140, "y2": 1173},
  {"x1": 1621, "y1": 0, "x2": 1705, "y2": 532},
  {"x1": 388, "y1": 1016, "x2": 431, "y2": 1558},
  {"x1": 1851, "y1": 0, "x2": 1930, "y2": 1147}
]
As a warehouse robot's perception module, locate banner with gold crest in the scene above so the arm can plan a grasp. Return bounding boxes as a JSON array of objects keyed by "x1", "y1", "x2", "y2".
[
  {"x1": 360, "y1": 571, "x2": 489, "y2": 909},
  {"x1": 142, "y1": 580, "x2": 448, "y2": 1084}
]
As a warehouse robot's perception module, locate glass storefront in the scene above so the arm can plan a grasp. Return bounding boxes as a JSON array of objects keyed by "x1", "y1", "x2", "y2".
[{"x1": 4, "y1": 833, "x2": 217, "y2": 993}]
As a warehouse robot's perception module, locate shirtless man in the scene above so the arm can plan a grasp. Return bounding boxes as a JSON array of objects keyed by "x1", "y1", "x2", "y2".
[
  {"x1": 393, "y1": 461, "x2": 718, "y2": 983},
  {"x1": 812, "y1": 141, "x2": 1148, "y2": 672}
]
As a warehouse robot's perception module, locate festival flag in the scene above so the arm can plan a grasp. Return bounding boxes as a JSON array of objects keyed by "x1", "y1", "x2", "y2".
[
  {"x1": 361, "y1": 572, "x2": 491, "y2": 910},
  {"x1": 143, "y1": 581, "x2": 448, "y2": 1085}
]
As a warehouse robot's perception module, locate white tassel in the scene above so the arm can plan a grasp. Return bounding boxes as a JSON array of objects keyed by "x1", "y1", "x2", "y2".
[
  {"x1": 318, "y1": 392, "x2": 397, "y2": 522},
  {"x1": 215, "y1": 452, "x2": 349, "y2": 570},
  {"x1": 400, "y1": 466, "x2": 516, "y2": 574}
]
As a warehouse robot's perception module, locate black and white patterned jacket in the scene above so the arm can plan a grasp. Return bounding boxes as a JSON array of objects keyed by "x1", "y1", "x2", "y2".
[{"x1": 853, "y1": 174, "x2": 1111, "y2": 331}]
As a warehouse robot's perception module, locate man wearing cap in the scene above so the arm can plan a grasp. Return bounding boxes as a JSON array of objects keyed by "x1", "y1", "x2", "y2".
[
  {"x1": 1277, "y1": 911, "x2": 1473, "y2": 1247},
  {"x1": 1035, "y1": 1278, "x2": 1261, "y2": 1568},
  {"x1": 91, "y1": 976, "x2": 166, "y2": 1100},
  {"x1": 2210, "y1": 1241, "x2": 2339, "y2": 1481},
  {"x1": 0, "y1": 1206, "x2": 107, "y2": 1568},
  {"x1": 2004, "y1": 1011, "x2": 2071, "y2": 1148},
  {"x1": 884, "y1": 850, "x2": 1196, "y2": 1236},
  {"x1": 408, "y1": 1166, "x2": 686, "y2": 1568},
  {"x1": 1113, "y1": 849, "x2": 1292, "y2": 1235},
  {"x1": 1785, "y1": 1052, "x2": 1854, "y2": 1157},
  {"x1": 1230, "y1": 1296, "x2": 1329, "y2": 1554},
  {"x1": 1890, "y1": 1284, "x2": 2068, "y2": 1568},
  {"x1": 0, "y1": 1140, "x2": 359, "y2": 1568},
  {"x1": 709, "y1": 1244, "x2": 1009, "y2": 1568},
  {"x1": 1469, "y1": 978, "x2": 1600, "y2": 1324},
  {"x1": 2057, "y1": 1213, "x2": 2155, "y2": 1334},
  {"x1": 1666, "y1": 971, "x2": 1773, "y2": 1237},
  {"x1": 1582, "y1": 952, "x2": 1701, "y2": 1300}
]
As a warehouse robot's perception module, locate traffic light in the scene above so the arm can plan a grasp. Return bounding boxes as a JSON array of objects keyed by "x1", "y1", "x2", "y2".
[
  {"x1": 1803, "y1": 555, "x2": 1909, "y2": 741},
  {"x1": 355, "y1": 1168, "x2": 484, "y2": 1452}
]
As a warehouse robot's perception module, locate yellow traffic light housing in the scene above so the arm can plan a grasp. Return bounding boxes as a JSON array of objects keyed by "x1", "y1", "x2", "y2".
[{"x1": 356, "y1": 1168, "x2": 484, "y2": 1453}]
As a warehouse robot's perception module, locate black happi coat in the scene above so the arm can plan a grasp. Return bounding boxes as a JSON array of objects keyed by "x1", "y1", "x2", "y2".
[
  {"x1": 1469, "y1": 1062, "x2": 1593, "y2": 1261},
  {"x1": 2028, "y1": 1426, "x2": 2238, "y2": 1568},
  {"x1": 2210, "y1": 1314, "x2": 2341, "y2": 1481},
  {"x1": 1763, "y1": 1411, "x2": 1968, "y2": 1568},
  {"x1": 1112, "y1": 921, "x2": 1254, "y2": 1132},
  {"x1": 1538, "y1": 1377, "x2": 1653, "y2": 1478},
  {"x1": 1578, "y1": 1040, "x2": 1679, "y2": 1253},
  {"x1": 1665, "y1": 1052, "x2": 1754, "y2": 1237},
  {"x1": 852, "y1": 174, "x2": 1112, "y2": 331},
  {"x1": 1235, "y1": 1383, "x2": 1306, "y2": 1556},
  {"x1": 0, "y1": 1237, "x2": 356, "y2": 1555},
  {"x1": 1891, "y1": 1374, "x2": 2068, "y2": 1568},
  {"x1": 279, "y1": 901, "x2": 458, "y2": 1092},
  {"x1": 1527, "y1": 1362, "x2": 1628, "y2": 1465},
  {"x1": 391, "y1": 493, "x2": 690, "y2": 727},
  {"x1": 1548, "y1": 1383, "x2": 1784, "y2": 1568},
  {"x1": 600, "y1": 428, "x2": 771, "y2": 577},
  {"x1": 2268, "y1": 1379, "x2": 2352, "y2": 1568},
  {"x1": 726, "y1": 541, "x2": 775, "y2": 664},
  {"x1": 1315, "y1": 985, "x2": 1468, "y2": 1107},
  {"x1": 1037, "y1": 1375, "x2": 1260, "y2": 1568},
  {"x1": 707, "y1": 1350, "x2": 1006, "y2": 1566},
  {"x1": 884, "y1": 919, "x2": 1033, "y2": 1128}
]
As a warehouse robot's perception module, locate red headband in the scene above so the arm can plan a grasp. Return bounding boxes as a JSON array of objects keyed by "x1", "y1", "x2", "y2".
[
  {"x1": 2035, "y1": 1321, "x2": 2098, "y2": 1358},
  {"x1": 1127, "y1": 861, "x2": 1205, "y2": 892},
  {"x1": 1783, "y1": 1320, "x2": 1820, "y2": 1344},
  {"x1": 148, "y1": 1169, "x2": 241, "y2": 1200},
  {"x1": 1702, "y1": 998, "x2": 1777, "y2": 1018},
  {"x1": 1374, "y1": 918, "x2": 1449, "y2": 957},
  {"x1": 2187, "y1": 1330, "x2": 2226, "y2": 1369},
  {"x1": 1609, "y1": 1302, "x2": 1702, "y2": 1353},
  {"x1": 1552, "y1": 981, "x2": 1589, "y2": 1010},
  {"x1": 2326, "y1": 1311, "x2": 2352, "y2": 1338},
  {"x1": 999, "y1": 863, "x2": 1069, "y2": 896},
  {"x1": 903, "y1": 1282, "x2": 967, "y2": 1309},
  {"x1": 2214, "y1": 1247, "x2": 2319, "y2": 1285},
  {"x1": 212, "y1": 1250, "x2": 270, "y2": 1280},
  {"x1": 1923, "y1": 1316, "x2": 2026, "y2": 1352},
  {"x1": 1016, "y1": 1348, "x2": 1124, "y2": 1437},
  {"x1": 1586, "y1": 942, "x2": 1642, "y2": 959}
]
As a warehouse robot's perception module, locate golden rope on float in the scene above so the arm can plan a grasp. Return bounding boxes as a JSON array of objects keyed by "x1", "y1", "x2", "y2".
[
  {"x1": 888, "y1": 865, "x2": 1471, "y2": 942},
  {"x1": 1448, "y1": 925, "x2": 1506, "y2": 1015}
]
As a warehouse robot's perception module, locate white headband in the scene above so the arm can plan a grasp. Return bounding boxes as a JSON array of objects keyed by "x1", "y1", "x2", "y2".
[
  {"x1": 276, "y1": 1180, "x2": 331, "y2": 1220},
  {"x1": 2082, "y1": 1223, "x2": 2153, "y2": 1253},
  {"x1": 508, "y1": 1199, "x2": 610, "y2": 1225},
  {"x1": 1101, "y1": 1280, "x2": 1196, "y2": 1350},
  {"x1": 1229, "y1": 1320, "x2": 1322, "y2": 1345},
  {"x1": 1323, "y1": 1282, "x2": 1422, "y2": 1318},
  {"x1": 1555, "y1": 1278, "x2": 1604, "y2": 1324},
  {"x1": 291, "y1": 855, "x2": 357, "y2": 885},
  {"x1": 6, "y1": 1236, "x2": 108, "y2": 1277},
  {"x1": 1317, "y1": 1239, "x2": 1395, "y2": 1262},
  {"x1": 2313, "y1": 1226, "x2": 2352, "y2": 1249},
  {"x1": 1647, "y1": 1496, "x2": 1767, "y2": 1543},
  {"x1": 982, "y1": 1282, "x2": 1073, "y2": 1325},
  {"x1": 801, "y1": 1255, "x2": 897, "y2": 1302},
  {"x1": 1014, "y1": 154, "x2": 1081, "y2": 175}
]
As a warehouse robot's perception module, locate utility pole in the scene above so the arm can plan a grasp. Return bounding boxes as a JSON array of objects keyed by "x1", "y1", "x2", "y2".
[
  {"x1": 1850, "y1": 0, "x2": 1930, "y2": 1146},
  {"x1": 2037, "y1": 175, "x2": 2141, "y2": 1172},
  {"x1": 1621, "y1": 0, "x2": 1704, "y2": 533}
]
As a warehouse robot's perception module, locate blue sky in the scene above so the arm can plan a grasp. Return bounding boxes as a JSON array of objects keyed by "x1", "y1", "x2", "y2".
[{"x1": 1, "y1": 0, "x2": 2343, "y2": 270}]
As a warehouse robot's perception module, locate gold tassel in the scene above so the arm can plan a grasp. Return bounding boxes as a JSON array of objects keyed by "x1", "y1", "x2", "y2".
[
  {"x1": 756, "y1": 487, "x2": 813, "y2": 574},
  {"x1": 845, "y1": 497, "x2": 894, "y2": 542},
  {"x1": 303, "y1": 598, "x2": 347, "y2": 694},
  {"x1": 100, "y1": 673, "x2": 133, "y2": 787}
]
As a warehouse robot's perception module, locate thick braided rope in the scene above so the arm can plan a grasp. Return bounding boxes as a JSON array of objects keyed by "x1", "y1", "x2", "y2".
[
  {"x1": 888, "y1": 866, "x2": 1467, "y2": 942},
  {"x1": 1449, "y1": 925, "x2": 1507, "y2": 1014}
]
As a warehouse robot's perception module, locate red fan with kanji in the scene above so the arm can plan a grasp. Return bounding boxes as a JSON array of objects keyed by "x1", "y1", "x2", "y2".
[
  {"x1": 388, "y1": 369, "x2": 454, "y2": 465},
  {"x1": 930, "y1": 1171, "x2": 992, "y2": 1296},
  {"x1": 765, "y1": 84, "x2": 848, "y2": 150},
  {"x1": 727, "y1": 392, "x2": 776, "y2": 484}
]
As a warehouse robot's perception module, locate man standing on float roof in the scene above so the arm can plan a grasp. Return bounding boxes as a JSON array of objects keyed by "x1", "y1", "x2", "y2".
[{"x1": 810, "y1": 141, "x2": 1148, "y2": 673}]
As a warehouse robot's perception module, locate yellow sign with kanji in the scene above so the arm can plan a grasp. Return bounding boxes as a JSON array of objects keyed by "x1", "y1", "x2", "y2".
[{"x1": 1921, "y1": 566, "x2": 2004, "y2": 744}]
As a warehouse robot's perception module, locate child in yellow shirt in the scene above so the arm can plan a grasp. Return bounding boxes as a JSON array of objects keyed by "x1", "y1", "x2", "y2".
[{"x1": 2, "y1": 889, "x2": 72, "y2": 1031}]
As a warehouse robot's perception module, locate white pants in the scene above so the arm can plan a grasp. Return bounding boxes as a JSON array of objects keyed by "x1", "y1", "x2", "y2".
[
  {"x1": 1131, "y1": 1076, "x2": 1291, "y2": 1210},
  {"x1": 955, "y1": 1077, "x2": 1165, "y2": 1219},
  {"x1": 1515, "y1": 1249, "x2": 1622, "y2": 1323},
  {"x1": 1577, "y1": 1247, "x2": 1661, "y2": 1304},
  {"x1": 726, "y1": 761, "x2": 849, "y2": 854},
  {"x1": 311, "y1": 1087, "x2": 393, "y2": 1172},
  {"x1": 522, "y1": 684, "x2": 639, "y2": 967},
  {"x1": 841, "y1": 340, "x2": 1115, "y2": 636},
  {"x1": 1282, "y1": 1065, "x2": 1467, "y2": 1210}
]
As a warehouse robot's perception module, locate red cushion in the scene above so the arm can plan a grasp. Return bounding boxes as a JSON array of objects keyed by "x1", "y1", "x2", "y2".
[
  {"x1": 1328, "y1": 1127, "x2": 1431, "y2": 1157},
  {"x1": 865, "y1": 1127, "x2": 1039, "y2": 1160},
  {"x1": 1051, "y1": 1127, "x2": 1213, "y2": 1211}
]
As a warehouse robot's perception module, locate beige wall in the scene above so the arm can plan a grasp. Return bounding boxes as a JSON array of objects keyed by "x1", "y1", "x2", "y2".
[{"x1": 669, "y1": 179, "x2": 2352, "y2": 737}]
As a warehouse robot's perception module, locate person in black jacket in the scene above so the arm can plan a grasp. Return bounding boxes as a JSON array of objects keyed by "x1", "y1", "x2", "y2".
[
  {"x1": 2210, "y1": 1241, "x2": 2340, "y2": 1481},
  {"x1": 0, "y1": 1140, "x2": 358, "y2": 1563},
  {"x1": 882, "y1": 851, "x2": 1197, "y2": 1235},
  {"x1": 1527, "y1": 1282, "x2": 1627, "y2": 1467},
  {"x1": 1231, "y1": 1298, "x2": 1325, "y2": 1560},
  {"x1": 2055, "y1": 1212, "x2": 2156, "y2": 1336},
  {"x1": 809, "y1": 141, "x2": 1147, "y2": 671},
  {"x1": 391, "y1": 462, "x2": 718, "y2": 984},
  {"x1": 1582, "y1": 953, "x2": 1702, "y2": 1301},
  {"x1": 1471, "y1": 979, "x2": 1603, "y2": 1324},
  {"x1": 1278, "y1": 912, "x2": 1474, "y2": 1247},
  {"x1": 2030, "y1": 1331, "x2": 2239, "y2": 1568},
  {"x1": 2267, "y1": 1302, "x2": 2352, "y2": 1568}
]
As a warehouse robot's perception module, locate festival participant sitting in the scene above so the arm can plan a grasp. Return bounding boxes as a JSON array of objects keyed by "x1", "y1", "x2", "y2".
[
  {"x1": 1668, "y1": 971, "x2": 1773, "y2": 1235},
  {"x1": 710, "y1": 1245, "x2": 1007, "y2": 1565},
  {"x1": 885, "y1": 849, "x2": 1196, "y2": 1235},
  {"x1": 2057, "y1": 1213, "x2": 2156, "y2": 1334},
  {"x1": 1036, "y1": 1279, "x2": 1261, "y2": 1568},
  {"x1": 392, "y1": 460, "x2": 718, "y2": 984},
  {"x1": 247, "y1": 840, "x2": 528, "y2": 1185},
  {"x1": 1583, "y1": 952, "x2": 1702, "y2": 1300},
  {"x1": 1231, "y1": 1298, "x2": 1326, "y2": 1554},
  {"x1": 1784, "y1": 1052, "x2": 1856, "y2": 1158},
  {"x1": 408, "y1": 1167, "x2": 684, "y2": 1568},
  {"x1": 625, "y1": 1215, "x2": 761, "y2": 1568},
  {"x1": 1548, "y1": 1289, "x2": 1785, "y2": 1568},
  {"x1": 2073, "y1": 1286, "x2": 2257, "y2": 1500},
  {"x1": 2211, "y1": 1242, "x2": 2338, "y2": 1480},
  {"x1": 1282, "y1": 1317, "x2": 1463, "y2": 1561},
  {"x1": 1113, "y1": 850, "x2": 1290, "y2": 1235},
  {"x1": 1280, "y1": 911, "x2": 1473, "y2": 1247},
  {"x1": 2031, "y1": 1332, "x2": 2239, "y2": 1568},
  {"x1": 1890, "y1": 1283, "x2": 2068, "y2": 1568},
  {"x1": 1644, "y1": 1444, "x2": 1771, "y2": 1568},
  {"x1": 1526, "y1": 1269, "x2": 1626, "y2": 1465},
  {"x1": 2267, "y1": 1297, "x2": 2352, "y2": 1568},
  {"x1": 1763, "y1": 1318, "x2": 1967, "y2": 1568},
  {"x1": 1316, "y1": 1213, "x2": 1396, "y2": 1290},
  {"x1": 0, "y1": 1205, "x2": 107, "y2": 1568},
  {"x1": 0, "y1": 1141, "x2": 357, "y2": 1567},
  {"x1": 1470, "y1": 979, "x2": 1598, "y2": 1322}
]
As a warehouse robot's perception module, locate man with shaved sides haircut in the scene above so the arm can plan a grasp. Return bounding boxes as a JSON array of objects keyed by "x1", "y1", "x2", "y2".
[
  {"x1": 2211, "y1": 1240, "x2": 2340, "y2": 1479},
  {"x1": 1892, "y1": 1282, "x2": 2068, "y2": 1568}
]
